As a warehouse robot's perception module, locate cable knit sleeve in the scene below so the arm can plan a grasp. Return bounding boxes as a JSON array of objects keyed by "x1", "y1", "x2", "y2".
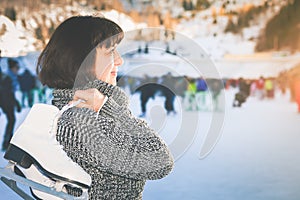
[
  {"x1": 98, "y1": 97, "x2": 174, "y2": 180},
  {"x1": 58, "y1": 82, "x2": 174, "y2": 181}
]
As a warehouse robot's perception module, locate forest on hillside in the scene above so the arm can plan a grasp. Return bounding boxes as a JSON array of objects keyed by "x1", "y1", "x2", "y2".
[
  {"x1": 255, "y1": 0, "x2": 300, "y2": 52},
  {"x1": 1, "y1": 0, "x2": 300, "y2": 53}
]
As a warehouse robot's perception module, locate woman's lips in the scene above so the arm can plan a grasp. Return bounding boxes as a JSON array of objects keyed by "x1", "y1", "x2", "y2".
[{"x1": 111, "y1": 71, "x2": 118, "y2": 76}]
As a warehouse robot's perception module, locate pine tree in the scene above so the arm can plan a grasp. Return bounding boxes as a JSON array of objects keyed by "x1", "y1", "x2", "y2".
[
  {"x1": 224, "y1": 17, "x2": 238, "y2": 33},
  {"x1": 255, "y1": 0, "x2": 300, "y2": 51},
  {"x1": 4, "y1": 7, "x2": 17, "y2": 21}
]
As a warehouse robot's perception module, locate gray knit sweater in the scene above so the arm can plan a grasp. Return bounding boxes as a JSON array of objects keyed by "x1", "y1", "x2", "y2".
[{"x1": 52, "y1": 80, "x2": 174, "y2": 200}]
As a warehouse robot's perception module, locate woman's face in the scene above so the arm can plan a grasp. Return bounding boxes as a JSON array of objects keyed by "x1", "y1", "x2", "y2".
[{"x1": 94, "y1": 45, "x2": 123, "y2": 86}]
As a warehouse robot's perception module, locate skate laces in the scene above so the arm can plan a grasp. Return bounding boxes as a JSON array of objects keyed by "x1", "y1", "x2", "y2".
[{"x1": 59, "y1": 99, "x2": 85, "y2": 115}]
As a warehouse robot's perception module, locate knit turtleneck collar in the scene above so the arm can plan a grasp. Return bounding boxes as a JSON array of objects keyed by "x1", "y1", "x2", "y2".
[{"x1": 52, "y1": 79, "x2": 115, "y2": 109}]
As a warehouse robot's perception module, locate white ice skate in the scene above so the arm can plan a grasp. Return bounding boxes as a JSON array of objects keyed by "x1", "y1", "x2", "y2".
[{"x1": 0, "y1": 101, "x2": 91, "y2": 200}]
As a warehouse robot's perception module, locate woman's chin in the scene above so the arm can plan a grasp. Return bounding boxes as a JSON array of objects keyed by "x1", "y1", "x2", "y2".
[{"x1": 109, "y1": 78, "x2": 117, "y2": 86}]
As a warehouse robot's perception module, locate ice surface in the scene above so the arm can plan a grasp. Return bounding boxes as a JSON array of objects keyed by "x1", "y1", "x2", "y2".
[{"x1": 1, "y1": 89, "x2": 300, "y2": 200}]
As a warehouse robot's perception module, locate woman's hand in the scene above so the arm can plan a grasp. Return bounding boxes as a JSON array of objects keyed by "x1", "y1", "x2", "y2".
[{"x1": 69, "y1": 88, "x2": 106, "y2": 112}]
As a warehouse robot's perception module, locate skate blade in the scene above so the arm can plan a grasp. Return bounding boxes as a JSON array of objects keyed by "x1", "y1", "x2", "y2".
[
  {"x1": 4, "y1": 144, "x2": 90, "y2": 190},
  {"x1": 0, "y1": 163, "x2": 89, "y2": 200}
]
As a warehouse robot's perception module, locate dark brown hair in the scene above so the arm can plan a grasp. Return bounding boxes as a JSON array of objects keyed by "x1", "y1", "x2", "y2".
[{"x1": 36, "y1": 15, "x2": 124, "y2": 89}]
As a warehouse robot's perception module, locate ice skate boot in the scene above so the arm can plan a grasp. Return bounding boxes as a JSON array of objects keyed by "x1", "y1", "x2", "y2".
[{"x1": 3, "y1": 103, "x2": 91, "y2": 199}]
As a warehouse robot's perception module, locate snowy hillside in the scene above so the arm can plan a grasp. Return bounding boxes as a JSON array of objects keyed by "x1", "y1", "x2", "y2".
[
  {"x1": 0, "y1": 15, "x2": 32, "y2": 57},
  {"x1": 175, "y1": 0, "x2": 285, "y2": 58},
  {"x1": 0, "y1": 2, "x2": 140, "y2": 57},
  {"x1": 0, "y1": 0, "x2": 286, "y2": 58},
  {"x1": 0, "y1": 0, "x2": 296, "y2": 79}
]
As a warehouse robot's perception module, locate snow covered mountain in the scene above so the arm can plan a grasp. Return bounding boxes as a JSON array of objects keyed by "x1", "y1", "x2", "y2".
[
  {"x1": 0, "y1": 3, "x2": 140, "y2": 57},
  {"x1": 0, "y1": 0, "x2": 286, "y2": 56},
  {"x1": 0, "y1": 0, "x2": 296, "y2": 78}
]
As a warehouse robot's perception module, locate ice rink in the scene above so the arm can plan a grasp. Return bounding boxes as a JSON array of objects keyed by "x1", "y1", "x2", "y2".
[{"x1": 1, "y1": 89, "x2": 300, "y2": 200}]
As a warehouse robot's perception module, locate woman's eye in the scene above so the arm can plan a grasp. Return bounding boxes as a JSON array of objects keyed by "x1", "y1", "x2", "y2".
[{"x1": 106, "y1": 49, "x2": 115, "y2": 55}]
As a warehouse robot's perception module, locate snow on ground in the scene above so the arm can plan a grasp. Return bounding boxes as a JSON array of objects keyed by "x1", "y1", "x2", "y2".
[
  {"x1": 142, "y1": 89, "x2": 300, "y2": 200},
  {"x1": 1, "y1": 88, "x2": 300, "y2": 200}
]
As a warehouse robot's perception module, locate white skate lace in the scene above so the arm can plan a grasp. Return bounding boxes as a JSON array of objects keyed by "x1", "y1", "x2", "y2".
[{"x1": 59, "y1": 99, "x2": 85, "y2": 115}]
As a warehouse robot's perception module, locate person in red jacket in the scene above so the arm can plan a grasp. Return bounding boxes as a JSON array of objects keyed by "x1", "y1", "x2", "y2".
[{"x1": 293, "y1": 74, "x2": 300, "y2": 113}]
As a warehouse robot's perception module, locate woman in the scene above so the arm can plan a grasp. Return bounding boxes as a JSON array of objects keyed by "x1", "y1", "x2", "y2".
[{"x1": 37, "y1": 15, "x2": 174, "y2": 199}]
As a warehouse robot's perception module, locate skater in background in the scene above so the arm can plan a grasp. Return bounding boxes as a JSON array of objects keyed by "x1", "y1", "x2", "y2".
[
  {"x1": 35, "y1": 78, "x2": 48, "y2": 103},
  {"x1": 6, "y1": 58, "x2": 20, "y2": 93},
  {"x1": 136, "y1": 74, "x2": 177, "y2": 117},
  {"x1": 277, "y1": 71, "x2": 288, "y2": 96},
  {"x1": 233, "y1": 77, "x2": 251, "y2": 107},
  {"x1": 183, "y1": 78, "x2": 197, "y2": 111},
  {"x1": 37, "y1": 15, "x2": 173, "y2": 199},
  {"x1": 0, "y1": 67, "x2": 21, "y2": 151},
  {"x1": 210, "y1": 79, "x2": 223, "y2": 111},
  {"x1": 161, "y1": 73, "x2": 176, "y2": 115},
  {"x1": 293, "y1": 75, "x2": 300, "y2": 113},
  {"x1": 255, "y1": 76, "x2": 265, "y2": 99},
  {"x1": 264, "y1": 78, "x2": 274, "y2": 99},
  {"x1": 136, "y1": 75, "x2": 158, "y2": 117},
  {"x1": 195, "y1": 76, "x2": 208, "y2": 110},
  {"x1": 18, "y1": 69, "x2": 36, "y2": 107},
  {"x1": 288, "y1": 69, "x2": 300, "y2": 113}
]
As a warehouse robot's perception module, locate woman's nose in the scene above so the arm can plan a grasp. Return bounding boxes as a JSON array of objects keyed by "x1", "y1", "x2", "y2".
[{"x1": 114, "y1": 51, "x2": 123, "y2": 67}]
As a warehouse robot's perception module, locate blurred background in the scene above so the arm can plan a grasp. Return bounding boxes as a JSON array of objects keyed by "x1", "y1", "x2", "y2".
[{"x1": 0, "y1": 0, "x2": 300, "y2": 199}]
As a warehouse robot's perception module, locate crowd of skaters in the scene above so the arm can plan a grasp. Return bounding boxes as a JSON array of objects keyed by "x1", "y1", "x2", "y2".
[
  {"x1": 0, "y1": 56, "x2": 49, "y2": 151},
  {"x1": 118, "y1": 70, "x2": 300, "y2": 116},
  {"x1": 226, "y1": 72, "x2": 300, "y2": 110},
  {"x1": 2, "y1": 54, "x2": 300, "y2": 150},
  {"x1": 228, "y1": 76, "x2": 278, "y2": 107},
  {"x1": 117, "y1": 74, "x2": 224, "y2": 116}
]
